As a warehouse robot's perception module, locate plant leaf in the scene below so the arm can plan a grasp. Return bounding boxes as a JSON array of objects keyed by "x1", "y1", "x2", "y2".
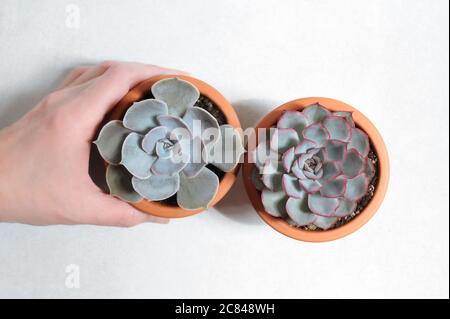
[
  {"x1": 261, "y1": 188, "x2": 288, "y2": 218},
  {"x1": 320, "y1": 176, "x2": 347, "y2": 198},
  {"x1": 151, "y1": 157, "x2": 187, "y2": 176},
  {"x1": 142, "y1": 126, "x2": 168, "y2": 154},
  {"x1": 302, "y1": 123, "x2": 330, "y2": 147},
  {"x1": 335, "y1": 198, "x2": 357, "y2": 217},
  {"x1": 121, "y1": 133, "x2": 155, "y2": 179},
  {"x1": 123, "y1": 99, "x2": 168, "y2": 133},
  {"x1": 365, "y1": 160, "x2": 376, "y2": 181},
  {"x1": 182, "y1": 136, "x2": 208, "y2": 178},
  {"x1": 132, "y1": 173, "x2": 180, "y2": 201},
  {"x1": 277, "y1": 110, "x2": 309, "y2": 137},
  {"x1": 251, "y1": 166, "x2": 265, "y2": 191},
  {"x1": 106, "y1": 165, "x2": 143, "y2": 203},
  {"x1": 348, "y1": 128, "x2": 370, "y2": 157},
  {"x1": 270, "y1": 128, "x2": 300, "y2": 153},
  {"x1": 299, "y1": 179, "x2": 322, "y2": 193},
  {"x1": 308, "y1": 192, "x2": 339, "y2": 217},
  {"x1": 282, "y1": 174, "x2": 304, "y2": 199},
  {"x1": 286, "y1": 196, "x2": 316, "y2": 226},
  {"x1": 291, "y1": 158, "x2": 307, "y2": 180},
  {"x1": 294, "y1": 139, "x2": 317, "y2": 155},
  {"x1": 94, "y1": 120, "x2": 131, "y2": 164},
  {"x1": 210, "y1": 125, "x2": 245, "y2": 172},
  {"x1": 302, "y1": 103, "x2": 331, "y2": 123},
  {"x1": 323, "y1": 116, "x2": 351, "y2": 142},
  {"x1": 262, "y1": 171, "x2": 283, "y2": 191},
  {"x1": 341, "y1": 149, "x2": 365, "y2": 178},
  {"x1": 151, "y1": 78, "x2": 200, "y2": 117},
  {"x1": 262, "y1": 159, "x2": 284, "y2": 175},
  {"x1": 252, "y1": 141, "x2": 280, "y2": 170},
  {"x1": 324, "y1": 139, "x2": 347, "y2": 162},
  {"x1": 314, "y1": 216, "x2": 338, "y2": 230},
  {"x1": 183, "y1": 106, "x2": 220, "y2": 148},
  {"x1": 281, "y1": 146, "x2": 295, "y2": 173},
  {"x1": 177, "y1": 167, "x2": 219, "y2": 210},
  {"x1": 344, "y1": 173, "x2": 369, "y2": 201},
  {"x1": 320, "y1": 161, "x2": 341, "y2": 182},
  {"x1": 333, "y1": 111, "x2": 355, "y2": 127},
  {"x1": 303, "y1": 167, "x2": 323, "y2": 180},
  {"x1": 157, "y1": 115, "x2": 192, "y2": 140},
  {"x1": 262, "y1": 160, "x2": 283, "y2": 191}
]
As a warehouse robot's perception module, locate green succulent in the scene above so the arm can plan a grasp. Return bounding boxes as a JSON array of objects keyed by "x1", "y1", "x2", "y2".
[{"x1": 95, "y1": 78, "x2": 244, "y2": 210}]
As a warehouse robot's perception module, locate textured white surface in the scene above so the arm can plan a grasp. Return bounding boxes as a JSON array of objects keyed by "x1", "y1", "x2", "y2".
[{"x1": 0, "y1": 0, "x2": 448, "y2": 298}]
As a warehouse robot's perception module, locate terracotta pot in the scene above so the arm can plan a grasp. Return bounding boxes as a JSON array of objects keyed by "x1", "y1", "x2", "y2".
[
  {"x1": 242, "y1": 97, "x2": 389, "y2": 242},
  {"x1": 108, "y1": 75, "x2": 241, "y2": 218}
]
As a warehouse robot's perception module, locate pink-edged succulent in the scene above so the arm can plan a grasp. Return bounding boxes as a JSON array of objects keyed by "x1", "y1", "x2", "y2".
[{"x1": 252, "y1": 103, "x2": 374, "y2": 230}]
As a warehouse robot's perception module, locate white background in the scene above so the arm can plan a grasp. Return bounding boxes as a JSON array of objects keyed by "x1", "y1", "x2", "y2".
[{"x1": 0, "y1": 0, "x2": 448, "y2": 298}]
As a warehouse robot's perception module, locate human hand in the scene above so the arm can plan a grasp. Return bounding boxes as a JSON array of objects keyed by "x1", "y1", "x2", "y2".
[{"x1": 0, "y1": 61, "x2": 183, "y2": 226}]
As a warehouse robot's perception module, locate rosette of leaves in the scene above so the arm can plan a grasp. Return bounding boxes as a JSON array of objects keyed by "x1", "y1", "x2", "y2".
[
  {"x1": 95, "y1": 78, "x2": 244, "y2": 210},
  {"x1": 251, "y1": 103, "x2": 374, "y2": 230}
]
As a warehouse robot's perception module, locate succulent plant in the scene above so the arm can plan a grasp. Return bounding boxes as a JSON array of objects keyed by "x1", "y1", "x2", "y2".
[
  {"x1": 251, "y1": 103, "x2": 374, "y2": 230},
  {"x1": 95, "y1": 77, "x2": 244, "y2": 210}
]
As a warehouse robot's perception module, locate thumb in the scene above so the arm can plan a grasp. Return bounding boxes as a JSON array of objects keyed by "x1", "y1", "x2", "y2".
[{"x1": 87, "y1": 193, "x2": 169, "y2": 227}]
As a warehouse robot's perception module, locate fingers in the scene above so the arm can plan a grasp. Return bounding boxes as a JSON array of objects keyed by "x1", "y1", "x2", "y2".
[
  {"x1": 87, "y1": 192, "x2": 169, "y2": 227},
  {"x1": 82, "y1": 62, "x2": 187, "y2": 118},
  {"x1": 145, "y1": 64, "x2": 189, "y2": 76},
  {"x1": 68, "y1": 62, "x2": 115, "y2": 87},
  {"x1": 58, "y1": 66, "x2": 90, "y2": 89}
]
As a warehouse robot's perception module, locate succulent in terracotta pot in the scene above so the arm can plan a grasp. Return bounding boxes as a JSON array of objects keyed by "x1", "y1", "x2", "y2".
[
  {"x1": 243, "y1": 98, "x2": 389, "y2": 242},
  {"x1": 252, "y1": 103, "x2": 374, "y2": 230},
  {"x1": 95, "y1": 77, "x2": 244, "y2": 216}
]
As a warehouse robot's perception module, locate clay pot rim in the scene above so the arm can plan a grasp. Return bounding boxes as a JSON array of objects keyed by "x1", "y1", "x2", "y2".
[
  {"x1": 242, "y1": 97, "x2": 390, "y2": 242},
  {"x1": 108, "y1": 75, "x2": 241, "y2": 218}
]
